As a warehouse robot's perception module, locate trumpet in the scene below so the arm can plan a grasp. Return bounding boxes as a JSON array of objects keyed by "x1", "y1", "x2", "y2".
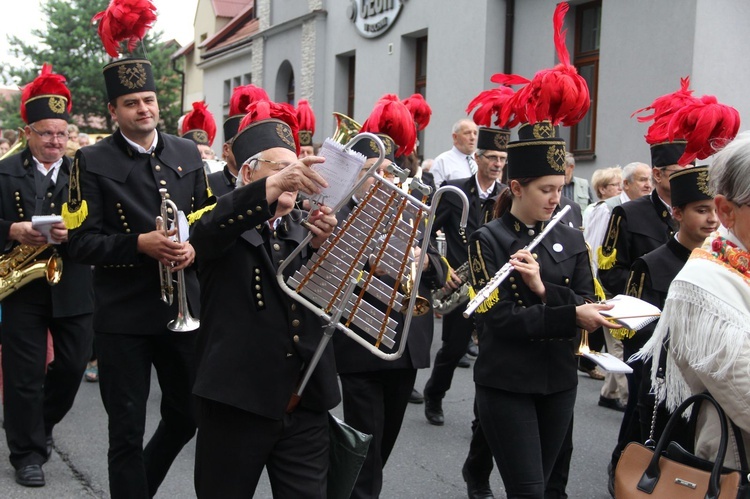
[{"x1": 156, "y1": 188, "x2": 200, "y2": 332}]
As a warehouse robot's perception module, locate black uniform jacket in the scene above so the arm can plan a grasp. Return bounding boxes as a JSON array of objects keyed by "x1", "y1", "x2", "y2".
[
  {"x1": 191, "y1": 178, "x2": 341, "y2": 420},
  {"x1": 332, "y1": 198, "x2": 448, "y2": 373},
  {"x1": 623, "y1": 236, "x2": 691, "y2": 352},
  {"x1": 599, "y1": 190, "x2": 676, "y2": 296},
  {"x1": 432, "y1": 175, "x2": 502, "y2": 269},
  {"x1": 559, "y1": 195, "x2": 583, "y2": 230},
  {"x1": 207, "y1": 165, "x2": 236, "y2": 197},
  {"x1": 0, "y1": 148, "x2": 93, "y2": 317},
  {"x1": 468, "y1": 211, "x2": 595, "y2": 395},
  {"x1": 67, "y1": 130, "x2": 208, "y2": 334}
]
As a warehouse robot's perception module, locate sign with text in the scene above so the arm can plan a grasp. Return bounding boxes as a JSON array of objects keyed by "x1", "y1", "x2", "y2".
[{"x1": 349, "y1": 0, "x2": 404, "y2": 38}]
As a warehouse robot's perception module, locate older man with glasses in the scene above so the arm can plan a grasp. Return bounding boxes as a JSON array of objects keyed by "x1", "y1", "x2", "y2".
[{"x1": 0, "y1": 65, "x2": 94, "y2": 488}]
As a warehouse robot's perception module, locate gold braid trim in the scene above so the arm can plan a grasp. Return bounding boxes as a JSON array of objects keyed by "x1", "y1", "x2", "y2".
[
  {"x1": 187, "y1": 203, "x2": 217, "y2": 225},
  {"x1": 609, "y1": 327, "x2": 636, "y2": 340},
  {"x1": 597, "y1": 246, "x2": 617, "y2": 270},
  {"x1": 440, "y1": 256, "x2": 451, "y2": 284},
  {"x1": 61, "y1": 200, "x2": 88, "y2": 229},
  {"x1": 62, "y1": 155, "x2": 87, "y2": 229}
]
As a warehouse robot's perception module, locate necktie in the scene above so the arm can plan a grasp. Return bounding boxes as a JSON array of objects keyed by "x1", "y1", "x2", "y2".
[{"x1": 467, "y1": 155, "x2": 477, "y2": 175}]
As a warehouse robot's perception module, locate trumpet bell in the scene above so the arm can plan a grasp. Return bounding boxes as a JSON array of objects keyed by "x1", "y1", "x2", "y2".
[
  {"x1": 409, "y1": 295, "x2": 431, "y2": 317},
  {"x1": 331, "y1": 112, "x2": 362, "y2": 145},
  {"x1": 168, "y1": 313, "x2": 200, "y2": 332}
]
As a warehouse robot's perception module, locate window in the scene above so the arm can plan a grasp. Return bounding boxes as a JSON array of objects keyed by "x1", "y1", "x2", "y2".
[
  {"x1": 414, "y1": 36, "x2": 428, "y2": 159},
  {"x1": 223, "y1": 79, "x2": 231, "y2": 106},
  {"x1": 243, "y1": 73, "x2": 252, "y2": 85},
  {"x1": 571, "y1": 1, "x2": 601, "y2": 157},
  {"x1": 347, "y1": 56, "x2": 356, "y2": 118},
  {"x1": 286, "y1": 74, "x2": 295, "y2": 105}
]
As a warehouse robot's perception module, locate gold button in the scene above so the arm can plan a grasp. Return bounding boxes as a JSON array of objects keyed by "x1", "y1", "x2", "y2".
[
  {"x1": 116, "y1": 203, "x2": 122, "y2": 208},
  {"x1": 125, "y1": 229, "x2": 131, "y2": 233},
  {"x1": 118, "y1": 209, "x2": 123, "y2": 214},
  {"x1": 155, "y1": 165, "x2": 161, "y2": 171},
  {"x1": 50, "y1": 203, "x2": 55, "y2": 208},
  {"x1": 292, "y1": 319, "x2": 300, "y2": 327},
  {"x1": 248, "y1": 210, "x2": 255, "y2": 216},
  {"x1": 291, "y1": 303, "x2": 297, "y2": 311},
  {"x1": 46, "y1": 192, "x2": 53, "y2": 198},
  {"x1": 511, "y1": 284, "x2": 517, "y2": 290},
  {"x1": 509, "y1": 277, "x2": 515, "y2": 283},
  {"x1": 160, "y1": 180, "x2": 167, "y2": 186},
  {"x1": 532, "y1": 253, "x2": 538, "y2": 259},
  {"x1": 528, "y1": 229, "x2": 535, "y2": 236},
  {"x1": 258, "y1": 301, "x2": 264, "y2": 307},
  {"x1": 123, "y1": 223, "x2": 128, "y2": 228},
  {"x1": 151, "y1": 152, "x2": 156, "y2": 157},
  {"x1": 293, "y1": 335, "x2": 300, "y2": 343},
  {"x1": 237, "y1": 215, "x2": 244, "y2": 220},
  {"x1": 219, "y1": 224, "x2": 226, "y2": 229},
  {"x1": 286, "y1": 353, "x2": 293, "y2": 358},
  {"x1": 255, "y1": 276, "x2": 261, "y2": 282},
  {"x1": 256, "y1": 224, "x2": 263, "y2": 230},
  {"x1": 517, "y1": 300, "x2": 523, "y2": 305},
  {"x1": 273, "y1": 243, "x2": 281, "y2": 251},
  {"x1": 165, "y1": 193, "x2": 171, "y2": 199},
  {"x1": 120, "y1": 216, "x2": 125, "y2": 220},
  {"x1": 514, "y1": 293, "x2": 519, "y2": 298},
  {"x1": 565, "y1": 278, "x2": 570, "y2": 284},
  {"x1": 256, "y1": 293, "x2": 262, "y2": 299},
  {"x1": 255, "y1": 285, "x2": 261, "y2": 291},
  {"x1": 167, "y1": 207, "x2": 173, "y2": 214}
]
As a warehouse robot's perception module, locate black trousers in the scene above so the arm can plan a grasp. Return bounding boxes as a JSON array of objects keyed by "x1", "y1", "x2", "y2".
[
  {"x1": 194, "y1": 397, "x2": 329, "y2": 498},
  {"x1": 463, "y1": 398, "x2": 495, "y2": 483},
  {"x1": 424, "y1": 308, "x2": 473, "y2": 400},
  {"x1": 477, "y1": 385, "x2": 577, "y2": 499},
  {"x1": 1, "y1": 299, "x2": 92, "y2": 469},
  {"x1": 610, "y1": 350, "x2": 644, "y2": 467},
  {"x1": 339, "y1": 368, "x2": 417, "y2": 499},
  {"x1": 97, "y1": 331, "x2": 197, "y2": 499}
]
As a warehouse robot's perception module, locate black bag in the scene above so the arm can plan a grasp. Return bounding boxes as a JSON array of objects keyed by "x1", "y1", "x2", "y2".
[{"x1": 327, "y1": 413, "x2": 372, "y2": 499}]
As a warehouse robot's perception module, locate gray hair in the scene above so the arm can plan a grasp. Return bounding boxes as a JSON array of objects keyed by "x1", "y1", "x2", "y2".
[
  {"x1": 235, "y1": 152, "x2": 262, "y2": 187},
  {"x1": 709, "y1": 131, "x2": 750, "y2": 204},
  {"x1": 564, "y1": 152, "x2": 575, "y2": 167},
  {"x1": 452, "y1": 118, "x2": 475, "y2": 134},
  {"x1": 622, "y1": 162, "x2": 649, "y2": 183}
]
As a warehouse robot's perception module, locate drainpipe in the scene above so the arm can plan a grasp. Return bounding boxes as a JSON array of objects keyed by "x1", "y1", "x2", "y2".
[
  {"x1": 172, "y1": 57, "x2": 186, "y2": 113},
  {"x1": 504, "y1": 0, "x2": 515, "y2": 74}
]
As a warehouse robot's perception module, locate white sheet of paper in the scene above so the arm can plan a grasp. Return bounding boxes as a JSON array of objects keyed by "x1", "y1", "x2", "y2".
[
  {"x1": 177, "y1": 211, "x2": 190, "y2": 242},
  {"x1": 32, "y1": 215, "x2": 63, "y2": 245},
  {"x1": 303, "y1": 138, "x2": 366, "y2": 208}
]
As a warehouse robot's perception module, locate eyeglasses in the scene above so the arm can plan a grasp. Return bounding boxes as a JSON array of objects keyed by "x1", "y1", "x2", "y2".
[
  {"x1": 28, "y1": 124, "x2": 69, "y2": 143},
  {"x1": 606, "y1": 183, "x2": 622, "y2": 188},
  {"x1": 479, "y1": 154, "x2": 507, "y2": 164},
  {"x1": 252, "y1": 157, "x2": 293, "y2": 170}
]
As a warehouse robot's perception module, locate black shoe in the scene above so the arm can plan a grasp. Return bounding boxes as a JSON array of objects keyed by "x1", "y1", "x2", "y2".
[
  {"x1": 424, "y1": 396, "x2": 444, "y2": 426},
  {"x1": 45, "y1": 436, "x2": 54, "y2": 460},
  {"x1": 462, "y1": 465, "x2": 494, "y2": 499},
  {"x1": 458, "y1": 354, "x2": 471, "y2": 368},
  {"x1": 15, "y1": 464, "x2": 45, "y2": 487},
  {"x1": 598, "y1": 395, "x2": 626, "y2": 412},
  {"x1": 607, "y1": 461, "x2": 615, "y2": 498},
  {"x1": 467, "y1": 341, "x2": 479, "y2": 358},
  {"x1": 409, "y1": 388, "x2": 424, "y2": 404}
]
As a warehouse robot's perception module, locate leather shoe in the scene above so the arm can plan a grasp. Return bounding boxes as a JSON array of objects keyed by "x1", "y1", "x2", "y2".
[
  {"x1": 462, "y1": 465, "x2": 494, "y2": 498},
  {"x1": 598, "y1": 395, "x2": 626, "y2": 412},
  {"x1": 457, "y1": 353, "x2": 471, "y2": 368},
  {"x1": 466, "y1": 341, "x2": 479, "y2": 358},
  {"x1": 15, "y1": 464, "x2": 45, "y2": 487},
  {"x1": 409, "y1": 388, "x2": 424, "y2": 404},
  {"x1": 424, "y1": 396, "x2": 444, "y2": 426},
  {"x1": 578, "y1": 364, "x2": 605, "y2": 380}
]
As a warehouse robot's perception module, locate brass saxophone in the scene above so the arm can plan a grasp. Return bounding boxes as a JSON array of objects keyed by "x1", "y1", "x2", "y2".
[
  {"x1": 431, "y1": 260, "x2": 471, "y2": 315},
  {"x1": 0, "y1": 244, "x2": 63, "y2": 300}
]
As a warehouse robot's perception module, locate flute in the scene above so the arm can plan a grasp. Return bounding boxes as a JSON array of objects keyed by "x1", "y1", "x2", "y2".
[{"x1": 463, "y1": 204, "x2": 572, "y2": 318}]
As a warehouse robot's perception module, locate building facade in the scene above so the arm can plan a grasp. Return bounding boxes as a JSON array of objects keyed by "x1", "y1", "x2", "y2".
[{"x1": 177, "y1": 0, "x2": 750, "y2": 182}]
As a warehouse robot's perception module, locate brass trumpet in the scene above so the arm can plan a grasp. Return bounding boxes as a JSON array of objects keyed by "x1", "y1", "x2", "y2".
[
  {"x1": 157, "y1": 188, "x2": 200, "y2": 332},
  {"x1": 331, "y1": 112, "x2": 362, "y2": 145},
  {"x1": 402, "y1": 260, "x2": 430, "y2": 317}
]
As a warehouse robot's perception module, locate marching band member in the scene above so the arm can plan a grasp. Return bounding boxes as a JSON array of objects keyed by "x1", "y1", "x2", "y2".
[{"x1": 190, "y1": 99, "x2": 340, "y2": 498}]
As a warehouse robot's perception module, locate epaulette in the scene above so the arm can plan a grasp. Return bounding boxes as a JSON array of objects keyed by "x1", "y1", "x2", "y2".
[
  {"x1": 187, "y1": 203, "x2": 217, "y2": 225},
  {"x1": 61, "y1": 155, "x2": 88, "y2": 229},
  {"x1": 597, "y1": 211, "x2": 622, "y2": 270}
]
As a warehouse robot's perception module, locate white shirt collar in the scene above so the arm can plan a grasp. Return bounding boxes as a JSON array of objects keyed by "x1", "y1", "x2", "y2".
[
  {"x1": 32, "y1": 156, "x2": 63, "y2": 184},
  {"x1": 475, "y1": 176, "x2": 497, "y2": 200},
  {"x1": 121, "y1": 131, "x2": 158, "y2": 154}
]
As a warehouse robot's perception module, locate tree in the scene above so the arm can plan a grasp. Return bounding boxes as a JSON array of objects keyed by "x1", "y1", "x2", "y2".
[{"x1": 0, "y1": 0, "x2": 183, "y2": 133}]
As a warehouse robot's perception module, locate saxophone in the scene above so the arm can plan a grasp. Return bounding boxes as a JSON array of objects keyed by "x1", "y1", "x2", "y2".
[
  {"x1": 431, "y1": 260, "x2": 472, "y2": 315},
  {"x1": 0, "y1": 244, "x2": 63, "y2": 300}
]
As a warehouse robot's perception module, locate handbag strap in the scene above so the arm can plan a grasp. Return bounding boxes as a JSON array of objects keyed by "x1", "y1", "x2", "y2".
[
  {"x1": 637, "y1": 393, "x2": 730, "y2": 499},
  {"x1": 730, "y1": 419, "x2": 750, "y2": 475}
]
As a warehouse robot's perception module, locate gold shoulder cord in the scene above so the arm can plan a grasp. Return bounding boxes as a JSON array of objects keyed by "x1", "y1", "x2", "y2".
[
  {"x1": 61, "y1": 156, "x2": 88, "y2": 229},
  {"x1": 597, "y1": 213, "x2": 621, "y2": 270}
]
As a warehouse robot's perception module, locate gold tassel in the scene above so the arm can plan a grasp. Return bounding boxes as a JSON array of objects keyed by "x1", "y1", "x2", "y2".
[
  {"x1": 609, "y1": 327, "x2": 636, "y2": 340},
  {"x1": 187, "y1": 203, "x2": 217, "y2": 225},
  {"x1": 61, "y1": 200, "x2": 88, "y2": 229},
  {"x1": 474, "y1": 287, "x2": 499, "y2": 314},
  {"x1": 441, "y1": 256, "x2": 452, "y2": 284},
  {"x1": 597, "y1": 247, "x2": 617, "y2": 270},
  {"x1": 593, "y1": 278, "x2": 607, "y2": 302}
]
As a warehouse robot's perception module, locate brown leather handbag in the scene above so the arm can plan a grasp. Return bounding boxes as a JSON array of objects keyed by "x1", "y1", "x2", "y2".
[{"x1": 615, "y1": 393, "x2": 746, "y2": 499}]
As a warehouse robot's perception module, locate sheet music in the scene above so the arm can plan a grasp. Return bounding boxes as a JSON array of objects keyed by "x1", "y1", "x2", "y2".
[
  {"x1": 302, "y1": 138, "x2": 366, "y2": 208},
  {"x1": 580, "y1": 351, "x2": 633, "y2": 374},
  {"x1": 32, "y1": 215, "x2": 63, "y2": 244},
  {"x1": 600, "y1": 294, "x2": 661, "y2": 330}
]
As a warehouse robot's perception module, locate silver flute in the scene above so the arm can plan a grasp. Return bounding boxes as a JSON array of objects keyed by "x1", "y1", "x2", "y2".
[{"x1": 463, "y1": 204, "x2": 571, "y2": 318}]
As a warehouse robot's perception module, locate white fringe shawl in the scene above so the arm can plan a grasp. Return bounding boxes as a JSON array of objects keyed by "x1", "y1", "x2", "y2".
[{"x1": 633, "y1": 254, "x2": 750, "y2": 414}]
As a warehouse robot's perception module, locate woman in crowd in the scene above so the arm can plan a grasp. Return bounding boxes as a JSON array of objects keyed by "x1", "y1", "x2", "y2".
[
  {"x1": 641, "y1": 131, "x2": 750, "y2": 469},
  {"x1": 467, "y1": 123, "x2": 614, "y2": 498}
]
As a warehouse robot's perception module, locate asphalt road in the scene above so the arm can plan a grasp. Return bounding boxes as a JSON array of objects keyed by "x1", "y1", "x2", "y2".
[{"x1": 0, "y1": 319, "x2": 623, "y2": 498}]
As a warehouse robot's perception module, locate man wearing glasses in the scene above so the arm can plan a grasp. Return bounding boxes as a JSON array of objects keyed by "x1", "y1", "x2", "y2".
[{"x1": 0, "y1": 65, "x2": 94, "y2": 487}]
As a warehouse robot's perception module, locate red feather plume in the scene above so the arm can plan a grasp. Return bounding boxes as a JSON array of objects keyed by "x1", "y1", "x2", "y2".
[
  {"x1": 638, "y1": 77, "x2": 701, "y2": 145},
  {"x1": 182, "y1": 101, "x2": 217, "y2": 146},
  {"x1": 515, "y1": 2, "x2": 590, "y2": 126},
  {"x1": 92, "y1": 0, "x2": 158, "y2": 58},
  {"x1": 296, "y1": 99, "x2": 316, "y2": 133},
  {"x1": 465, "y1": 86, "x2": 522, "y2": 129},
  {"x1": 229, "y1": 84, "x2": 269, "y2": 116},
  {"x1": 238, "y1": 99, "x2": 300, "y2": 155},
  {"x1": 401, "y1": 93, "x2": 432, "y2": 131},
  {"x1": 361, "y1": 94, "x2": 417, "y2": 157},
  {"x1": 667, "y1": 95, "x2": 741, "y2": 164},
  {"x1": 20, "y1": 63, "x2": 72, "y2": 124}
]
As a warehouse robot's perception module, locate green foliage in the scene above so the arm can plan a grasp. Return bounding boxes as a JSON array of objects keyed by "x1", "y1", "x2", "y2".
[{"x1": 1, "y1": 0, "x2": 185, "y2": 134}]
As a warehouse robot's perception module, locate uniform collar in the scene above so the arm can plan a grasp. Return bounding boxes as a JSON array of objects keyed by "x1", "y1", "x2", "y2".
[{"x1": 501, "y1": 210, "x2": 546, "y2": 237}]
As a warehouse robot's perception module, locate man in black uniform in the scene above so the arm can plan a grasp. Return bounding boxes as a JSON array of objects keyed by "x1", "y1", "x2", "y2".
[
  {"x1": 0, "y1": 65, "x2": 94, "y2": 488},
  {"x1": 66, "y1": 58, "x2": 210, "y2": 499},
  {"x1": 332, "y1": 97, "x2": 448, "y2": 499},
  {"x1": 207, "y1": 84, "x2": 269, "y2": 197},
  {"x1": 599, "y1": 139, "x2": 692, "y2": 491},
  {"x1": 191, "y1": 100, "x2": 340, "y2": 497}
]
